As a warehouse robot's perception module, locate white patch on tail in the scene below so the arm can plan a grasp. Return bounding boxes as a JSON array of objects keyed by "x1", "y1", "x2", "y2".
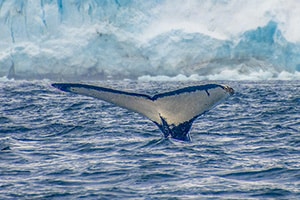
[{"x1": 52, "y1": 83, "x2": 234, "y2": 141}]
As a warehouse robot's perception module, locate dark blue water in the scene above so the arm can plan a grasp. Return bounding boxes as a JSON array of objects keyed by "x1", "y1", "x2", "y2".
[{"x1": 0, "y1": 80, "x2": 299, "y2": 199}]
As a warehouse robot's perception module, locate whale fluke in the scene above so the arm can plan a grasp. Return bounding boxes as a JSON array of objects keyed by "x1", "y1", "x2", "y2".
[{"x1": 52, "y1": 83, "x2": 234, "y2": 141}]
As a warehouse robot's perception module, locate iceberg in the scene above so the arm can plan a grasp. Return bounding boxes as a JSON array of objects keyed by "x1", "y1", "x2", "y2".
[{"x1": 0, "y1": 0, "x2": 300, "y2": 80}]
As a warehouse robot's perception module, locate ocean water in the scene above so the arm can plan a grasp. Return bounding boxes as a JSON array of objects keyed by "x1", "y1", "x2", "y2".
[{"x1": 0, "y1": 80, "x2": 299, "y2": 199}]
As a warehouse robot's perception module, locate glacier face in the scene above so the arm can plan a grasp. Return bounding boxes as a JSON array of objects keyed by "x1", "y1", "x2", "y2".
[{"x1": 0, "y1": 0, "x2": 300, "y2": 80}]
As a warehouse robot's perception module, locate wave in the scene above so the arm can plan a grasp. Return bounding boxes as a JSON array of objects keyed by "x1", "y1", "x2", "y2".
[{"x1": 138, "y1": 70, "x2": 300, "y2": 81}]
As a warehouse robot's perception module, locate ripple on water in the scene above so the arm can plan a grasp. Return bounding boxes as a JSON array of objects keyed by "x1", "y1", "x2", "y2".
[{"x1": 0, "y1": 80, "x2": 300, "y2": 199}]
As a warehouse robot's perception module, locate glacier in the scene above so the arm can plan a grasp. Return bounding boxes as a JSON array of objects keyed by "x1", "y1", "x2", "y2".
[{"x1": 0, "y1": 0, "x2": 300, "y2": 81}]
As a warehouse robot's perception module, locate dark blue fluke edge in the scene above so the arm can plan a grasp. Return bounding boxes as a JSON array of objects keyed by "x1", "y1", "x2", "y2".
[
  {"x1": 52, "y1": 83, "x2": 225, "y2": 101},
  {"x1": 152, "y1": 84, "x2": 224, "y2": 100},
  {"x1": 52, "y1": 83, "x2": 152, "y2": 99},
  {"x1": 52, "y1": 83, "x2": 71, "y2": 92}
]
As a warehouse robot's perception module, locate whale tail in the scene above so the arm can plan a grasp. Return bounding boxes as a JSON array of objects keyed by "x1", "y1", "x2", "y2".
[{"x1": 52, "y1": 83, "x2": 234, "y2": 141}]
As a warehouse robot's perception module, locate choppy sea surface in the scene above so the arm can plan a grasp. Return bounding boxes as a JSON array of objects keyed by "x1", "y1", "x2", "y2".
[{"x1": 0, "y1": 80, "x2": 299, "y2": 199}]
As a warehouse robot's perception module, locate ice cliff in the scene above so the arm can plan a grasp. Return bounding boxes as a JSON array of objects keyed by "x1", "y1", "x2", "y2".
[{"x1": 0, "y1": 0, "x2": 300, "y2": 80}]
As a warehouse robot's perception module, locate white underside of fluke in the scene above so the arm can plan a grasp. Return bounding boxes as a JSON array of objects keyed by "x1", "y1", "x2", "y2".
[{"x1": 52, "y1": 83, "x2": 233, "y2": 141}]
